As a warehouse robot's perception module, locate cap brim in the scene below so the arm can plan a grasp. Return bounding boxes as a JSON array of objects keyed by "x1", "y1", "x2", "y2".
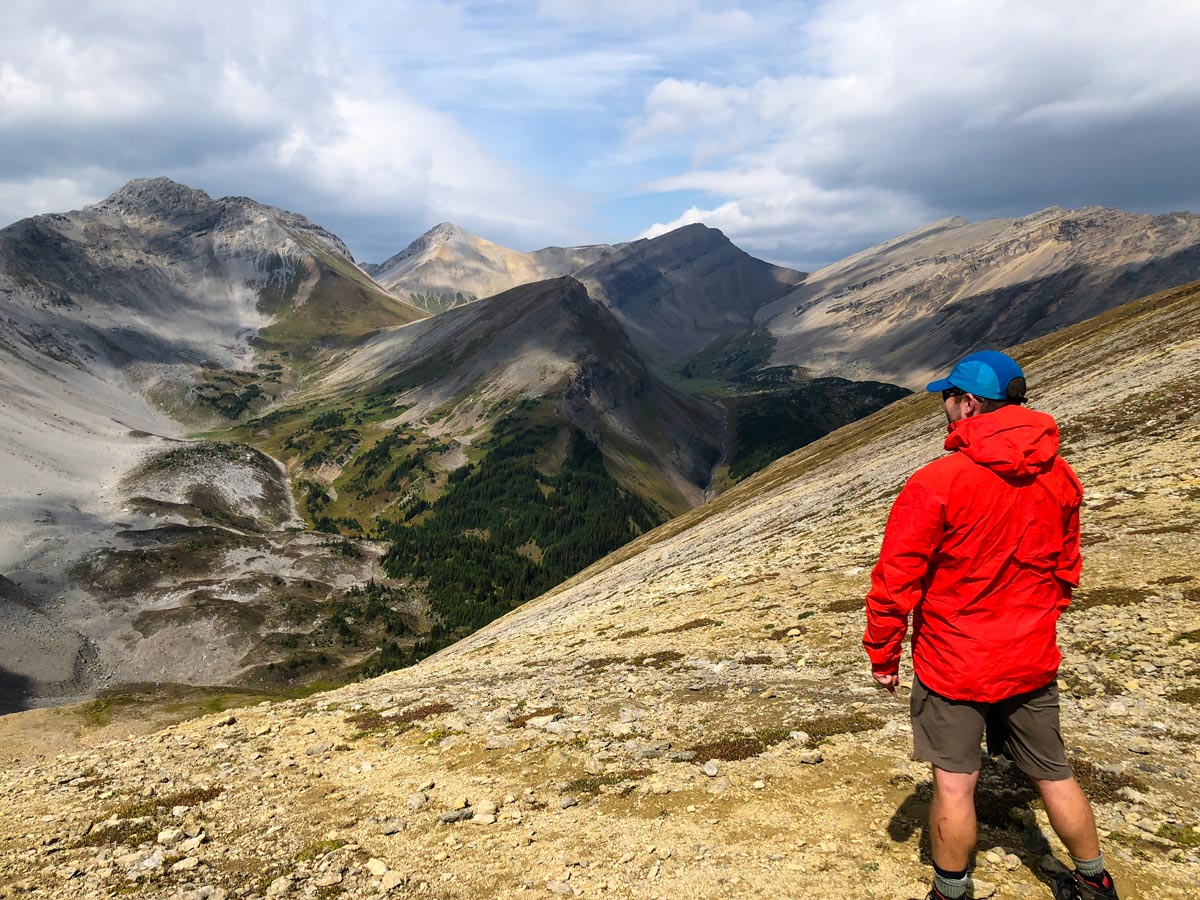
[{"x1": 925, "y1": 377, "x2": 954, "y2": 393}]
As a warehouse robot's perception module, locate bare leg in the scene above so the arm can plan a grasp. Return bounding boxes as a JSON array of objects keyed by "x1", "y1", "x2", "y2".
[
  {"x1": 930, "y1": 766, "x2": 981, "y2": 871},
  {"x1": 1034, "y1": 776, "x2": 1100, "y2": 860}
]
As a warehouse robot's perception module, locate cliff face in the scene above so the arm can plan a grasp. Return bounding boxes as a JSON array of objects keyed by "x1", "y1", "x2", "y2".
[
  {"x1": 759, "y1": 206, "x2": 1200, "y2": 388},
  {"x1": 1, "y1": 280, "x2": 1194, "y2": 898}
]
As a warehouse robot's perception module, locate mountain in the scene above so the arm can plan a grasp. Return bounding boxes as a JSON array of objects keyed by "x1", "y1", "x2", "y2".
[
  {"x1": 0, "y1": 179, "x2": 428, "y2": 700},
  {"x1": 365, "y1": 222, "x2": 620, "y2": 314},
  {"x1": 1, "y1": 279, "x2": 1194, "y2": 898},
  {"x1": 316, "y1": 276, "x2": 724, "y2": 515},
  {"x1": 758, "y1": 206, "x2": 1200, "y2": 388},
  {"x1": 577, "y1": 222, "x2": 805, "y2": 363}
]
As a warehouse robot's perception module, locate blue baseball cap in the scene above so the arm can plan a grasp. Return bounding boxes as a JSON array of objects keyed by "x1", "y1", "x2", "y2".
[{"x1": 926, "y1": 350, "x2": 1025, "y2": 401}]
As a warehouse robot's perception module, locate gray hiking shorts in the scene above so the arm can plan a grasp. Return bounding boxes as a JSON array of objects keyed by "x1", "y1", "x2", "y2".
[{"x1": 910, "y1": 676, "x2": 1072, "y2": 780}]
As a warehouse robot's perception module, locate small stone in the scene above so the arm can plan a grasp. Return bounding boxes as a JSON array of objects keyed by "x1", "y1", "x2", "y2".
[
  {"x1": 700, "y1": 761, "x2": 720, "y2": 778},
  {"x1": 706, "y1": 776, "x2": 732, "y2": 794},
  {"x1": 798, "y1": 749, "x2": 823, "y2": 765},
  {"x1": 179, "y1": 835, "x2": 205, "y2": 853},
  {"x1": 380, "y1": 871, "x2": 406, "y2": 892},
  {"x1": 547, "y1": 880, "x2": 573, "y2": 895},
  {"x1": 789, "y1": 731, "x2": 810, "y2": 745},
  {"x1": 753, "y1": 780, "x2": 766, "y2": 789},
  {"x1": 266, "y1": 876, "x2": 293, "y2": 897},
  {"x1": 438, "y1": 808, "x2": 473, "y2": 824},
  {"x1": 476, "y1": 800, "x2": 499, "y2": 816},
  {"x1": 560, "y1": 796, "x2": 578, "y2": 809},
  {"x1": 471, "y1": 814, "x2": 497, "y2": 825},
  {"x1": 306, "y1": 742, "x2": 334, "y2": 756},
  {"x1": 1128, "y1": 738, "x2": 1152, "y2": 755},
  {"x1": 405, "y1": 792, "x2": 427, "y2": 811},
  {"x1": 170, "y1": 856, "x2": 199, "y2": 873},
  {"x1": 758, "y1": 689, "x2": 777, "y2": 699},
  {"x1": 969, "y1": 877, "x2": 996, "y2": 898},
  {"x1": 486, "y1": 734, "x2": 514, "y2": 750},
  {"x1": 366, "y1": 858, "x2": 389, "y2": 877},
  {"x1": 379, "y1": 819, "x2": 406, "y2": 835},
  {"x1": 215, "y1": 715, "x2": 237, "y2": 727}
]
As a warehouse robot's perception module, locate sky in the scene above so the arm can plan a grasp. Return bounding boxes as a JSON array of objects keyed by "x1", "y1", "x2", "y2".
[{"x1": 3, "y1": 0, "x2": 1200, "y2": 270}]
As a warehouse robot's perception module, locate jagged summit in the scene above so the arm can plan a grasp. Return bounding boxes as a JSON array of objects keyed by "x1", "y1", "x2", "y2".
[{"x1": 95, "y1": 176, "x2": 215, "y2": 218}]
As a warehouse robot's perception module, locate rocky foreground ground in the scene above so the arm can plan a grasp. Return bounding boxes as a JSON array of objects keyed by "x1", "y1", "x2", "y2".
[{"x1": 1, "y1": 285, "x2": 1197, "y2": 900}]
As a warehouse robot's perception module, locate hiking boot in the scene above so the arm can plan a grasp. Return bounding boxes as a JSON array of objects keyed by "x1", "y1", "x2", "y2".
[{"x1": 1052, "y1": 870, "x2": 1119, "y2": 900}]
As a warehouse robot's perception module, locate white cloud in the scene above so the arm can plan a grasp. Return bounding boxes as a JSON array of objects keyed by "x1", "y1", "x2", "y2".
[
  {"x1": 0, "y1": 1, "x2": 587, "y2": 258},
  {"x1": 629, "y1": 0, "x2": 1200, "y2": 266}
]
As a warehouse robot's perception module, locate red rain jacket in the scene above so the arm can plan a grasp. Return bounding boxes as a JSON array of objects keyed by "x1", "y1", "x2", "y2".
[{"x1": 863, "y1": 405, "x2": 1083, "y2": 703}]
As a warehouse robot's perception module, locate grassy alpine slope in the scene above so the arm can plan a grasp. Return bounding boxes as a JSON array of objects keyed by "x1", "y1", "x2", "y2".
[{"x1": 1, "y1": 281, "x2": 1194, "y2": 896}]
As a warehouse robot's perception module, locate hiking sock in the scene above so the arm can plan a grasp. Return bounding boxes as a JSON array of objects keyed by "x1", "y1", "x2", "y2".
[
  {"x1": 1069, "y1": 853, "x2": 1105, "y2": 878},
  {"x1": 932, "y1": 862, "x2": 969, "y2": 899}
]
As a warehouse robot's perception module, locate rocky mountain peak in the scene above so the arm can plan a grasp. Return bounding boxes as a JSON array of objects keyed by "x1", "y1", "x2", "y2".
[{"x1": 96, "y1": 176, "x2": 215, "y2": 218}]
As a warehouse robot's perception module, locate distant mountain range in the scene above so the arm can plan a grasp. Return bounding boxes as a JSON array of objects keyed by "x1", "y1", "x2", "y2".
[
  {"x1": 364, "y1": 222, "x2": 620, "y2": 314},
  {"x1": 757, "y1": 206, "x2": 1200, "y2": 388},
  {"x1": 4, "y1": 176, "x2": 1200, "y2": 707}
]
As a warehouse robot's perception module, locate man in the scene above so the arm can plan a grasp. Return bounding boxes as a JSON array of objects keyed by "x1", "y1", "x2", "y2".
[{"x1": 862, "y1": 351, "x2": 1118, "y2": 900}]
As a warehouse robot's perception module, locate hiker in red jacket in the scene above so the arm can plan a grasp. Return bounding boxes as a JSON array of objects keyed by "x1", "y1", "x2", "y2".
[{"x1": 863, "y1": 351, "x2": 1118, "y2": 900}]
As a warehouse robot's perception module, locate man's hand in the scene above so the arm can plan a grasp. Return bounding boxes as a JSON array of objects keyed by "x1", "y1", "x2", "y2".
[{"x1": 872, "y1": 670, "x2": 899, "y2": 696}]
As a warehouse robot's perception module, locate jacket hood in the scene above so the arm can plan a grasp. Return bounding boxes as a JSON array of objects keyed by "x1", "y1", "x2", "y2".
[{"x1": 944, "y1": 405, "x2": 1061, "y2": 478}]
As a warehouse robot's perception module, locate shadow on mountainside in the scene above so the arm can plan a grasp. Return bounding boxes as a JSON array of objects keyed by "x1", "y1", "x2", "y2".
[
  {"x1": 887, "y1": 756, "x2": 1063, "y2": 893},
  {"x1": 0, "y1": 667, "x2": 34, "y2": 715}
]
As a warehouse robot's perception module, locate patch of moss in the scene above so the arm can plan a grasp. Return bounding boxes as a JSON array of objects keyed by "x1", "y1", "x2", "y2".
[
  {"x1": 1067, "y1": 586, "x2": 1149, "y2": 613},
  {"x1": 114, "y1": 785, "x2": 223, "y2": 819},
  {"x1": 662, "y1": 618, "x2": 722, "y2": 633},
  {"x1": 1157, "y1": 823, "x2": 1200, "y2": 848},
  {"x1": 564, "y1": 769, "x2": 652, "y2": 795},
  {"x1": 1070, "y1": 757, "x2": 1146, "y2": 803},
  {"x1": 73, "y1": 818, "x2": 159, "y2": 849},
  {"x1": 825, "y1": 596, "x2": 863, "y2": 613},
  {"x1": 511, "y1": 706, "x2": 565, "y2": 728},
  {"x1": 1166, "y1": 685, "x2": 1200, "y2": 704}
]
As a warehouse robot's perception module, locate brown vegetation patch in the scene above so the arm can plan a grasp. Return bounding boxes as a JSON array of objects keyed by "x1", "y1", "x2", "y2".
[
  {"x1": 689, "y1": 726, "x2": 795, "y2": 762},
  {"x1": 825, "y1": 596, "x2": 863, "y2": 613},
  {"x1": 740, "y1": 655, "x2": 776, "y2": 666},
  {"x1": 615, "y1": 627, "x2": 649, "y2": 639},
  {"x1": 114, "y1": 785, "x2": 223, "y2": 820},
  {"x1": 636, "y1": 650, "x2": 685, "y2": 668},
  {"x1": 1153, "y1": 575, "x2": 1194, "y2": 585},
  {"x1": 73, "y1": 818, "x2": 160, "y2": 849},
  {"x1": 510, "y1": 706, "x2": 564, "y2": 728},
  {"x1": 564, "y1": 769, "x2": 652, "y2": 795},
  {"x1": 1130, "y1": 523, "x2": 1195, "y2": 535},
  {"x1": 662, "y1": 618, "x2": 721, "y2": 633},
  {"x1": 347, "y1": 701, "x2": 455, "y2": 735},
  {"x1": 1166, "y1": 686, "x2": 1200, "y2": 704},
  {"x1": 1067, "y1": 586, "x2": 1149, "y2": 613},
  {"x1": 803, "y1": 712, "x2": 882, "y2": 743},
  {"x1": 1071, "y1": 757, "x2": 1146, "y2": 803}
]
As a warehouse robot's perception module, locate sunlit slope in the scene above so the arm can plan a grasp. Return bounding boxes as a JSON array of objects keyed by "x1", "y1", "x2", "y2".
[{"x1": 761, "y1": 206, "x2": 1200, "y2": 389}]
